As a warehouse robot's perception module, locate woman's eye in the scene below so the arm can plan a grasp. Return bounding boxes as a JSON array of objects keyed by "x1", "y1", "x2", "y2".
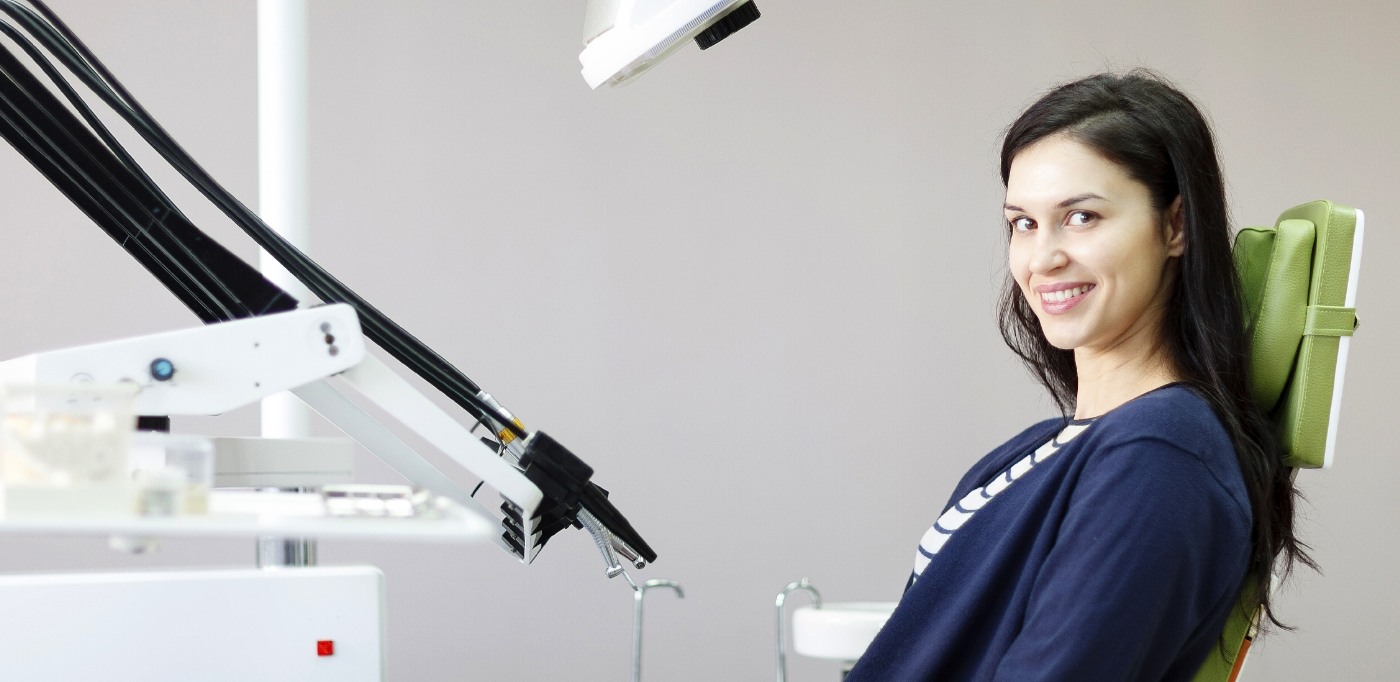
[
  {"x1": 1067, "y1": 210, "x2": 1096, "y2": 226},
  {"x1": 1009, "y1": 216, "x2": 1034, "y2": 232}
]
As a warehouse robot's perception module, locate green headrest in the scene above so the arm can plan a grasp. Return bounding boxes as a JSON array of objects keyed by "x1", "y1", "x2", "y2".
[
  {"x1": 1232, "y1": 200, "x2": 1360, "y2": 469},
  {"x1": 1193, "y1": 200, "x2": 1363, "y2": 682}
]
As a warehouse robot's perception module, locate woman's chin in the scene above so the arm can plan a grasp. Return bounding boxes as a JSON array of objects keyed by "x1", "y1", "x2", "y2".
[{"x1": 1038, "y1": 329, "x2": 1080, "y2": 351}]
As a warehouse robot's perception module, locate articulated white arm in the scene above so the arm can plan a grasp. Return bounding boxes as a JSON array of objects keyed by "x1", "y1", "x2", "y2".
[
  {"x1": 0, "y1": 305, "x2": 363, "y2": 415},
  {"x1": 0, "y1": 305, "x2": 546, "y2": 560}
]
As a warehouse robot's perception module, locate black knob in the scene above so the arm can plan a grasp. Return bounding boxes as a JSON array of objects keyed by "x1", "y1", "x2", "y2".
[{"x1": 695, "y1": 1, "x2": 760, "y2": 50}]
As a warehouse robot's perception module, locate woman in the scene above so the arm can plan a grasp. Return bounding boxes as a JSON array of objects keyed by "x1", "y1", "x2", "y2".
[{"x1": 845, "y1": 71, "x2": 1310, "y2": 681}]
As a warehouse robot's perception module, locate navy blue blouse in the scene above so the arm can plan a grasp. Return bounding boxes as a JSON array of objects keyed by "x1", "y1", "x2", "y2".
[{"x1": 846, "y1": 385, "x2": 1252, "y2": 681}]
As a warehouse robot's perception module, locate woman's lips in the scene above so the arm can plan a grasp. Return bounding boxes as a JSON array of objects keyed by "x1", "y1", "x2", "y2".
[{"x1": 1035, "y1": 283, "x2": 1094, "y2": 314}]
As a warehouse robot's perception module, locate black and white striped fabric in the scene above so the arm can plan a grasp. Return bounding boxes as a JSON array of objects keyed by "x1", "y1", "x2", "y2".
[{"x1": 911, "y1": 419, "x2": 1095, "y2": 583}]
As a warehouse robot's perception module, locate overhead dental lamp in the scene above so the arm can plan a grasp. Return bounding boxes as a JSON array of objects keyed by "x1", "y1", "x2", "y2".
[{"x1": 580, "y1": 0, "x2": 761, "y2": 88}]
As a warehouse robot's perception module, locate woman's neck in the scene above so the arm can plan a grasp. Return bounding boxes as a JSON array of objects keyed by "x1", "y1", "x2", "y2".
[{"x1": 1072, "y1": 344, "x2": 1180, "y2": 420}]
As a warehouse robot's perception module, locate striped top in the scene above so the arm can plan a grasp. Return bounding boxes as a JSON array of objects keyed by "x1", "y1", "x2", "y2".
[
  {"x1": 911, "y1": 419, "x2": 1095, "y2": 583},
  {"x1": 850, "y1": 385, "x2": 1252, "y2": 681}
]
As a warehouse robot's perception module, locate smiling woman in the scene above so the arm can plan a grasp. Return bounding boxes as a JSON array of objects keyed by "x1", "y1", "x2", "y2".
[
  {"x1": 845, "y1": 71, "x2": 1310, "y2": 681},
  {"x1": 1004, "y1": 134, "x2": 1185, "y2": 416}
]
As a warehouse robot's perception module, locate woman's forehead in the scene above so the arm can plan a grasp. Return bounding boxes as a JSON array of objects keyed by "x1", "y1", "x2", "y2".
[{"x1": 1004, "y1": 135, "x2": 1143, "y2": 210}]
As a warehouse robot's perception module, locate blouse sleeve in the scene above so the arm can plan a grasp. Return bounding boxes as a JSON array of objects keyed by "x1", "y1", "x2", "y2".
[{"x1": 993, "y1": 436, "x2": 1251, "y2": 680}]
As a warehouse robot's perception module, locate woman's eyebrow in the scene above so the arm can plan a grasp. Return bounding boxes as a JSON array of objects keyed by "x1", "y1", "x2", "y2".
[
  {"x1": 1002, "y1": 192, "x2": 1107, "y2": 213},
  {"x1": 1057, "y1": 192, "x2": 1106, "y2": 208}
]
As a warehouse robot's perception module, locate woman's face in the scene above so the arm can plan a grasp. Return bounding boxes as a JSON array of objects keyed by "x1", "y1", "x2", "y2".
[{"x1": 1003, "y1": 134, "x2": 1184, "y2": 359}]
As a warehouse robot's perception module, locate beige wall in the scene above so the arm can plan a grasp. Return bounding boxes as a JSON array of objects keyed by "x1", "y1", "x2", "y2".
[{"x1": 0, "y1": 1, "x2": 1395, "y2": 679}]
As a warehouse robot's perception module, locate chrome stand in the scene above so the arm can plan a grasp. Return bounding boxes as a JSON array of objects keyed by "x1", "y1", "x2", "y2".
[
  {"x1": 257, "y1": 536, "x2": 317, "y2": 567},
  {"x1": 256, "y1": 488, "x2": 318, "y2": 568}
]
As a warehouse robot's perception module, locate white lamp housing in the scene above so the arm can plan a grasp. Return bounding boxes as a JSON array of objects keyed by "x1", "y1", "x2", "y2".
[{"x1": 580, "y1": 0, "x2": 757, "y2": 88}]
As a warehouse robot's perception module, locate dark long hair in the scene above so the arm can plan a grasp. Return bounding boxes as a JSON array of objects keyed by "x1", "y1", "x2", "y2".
[{"x1": 997, "y1": 70, "x2": 1313, "y2": 635}]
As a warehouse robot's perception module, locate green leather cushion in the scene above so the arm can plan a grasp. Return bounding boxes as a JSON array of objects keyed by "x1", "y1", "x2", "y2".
[
  {"x1": 1233, "y1": 199, "x2": 1358, "y2": 469},
  {"x1": 1194, "y1": 200, "x2": 1360, "y2": 682}
]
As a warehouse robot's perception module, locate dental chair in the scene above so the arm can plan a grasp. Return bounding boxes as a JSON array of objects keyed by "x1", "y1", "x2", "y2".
[
  {"x1": 1191, "y1": 199, "x2": 1364, "y2": 681},
  {"x1": 777, "y1": 200, "x2": 1365, "y2": 681}
]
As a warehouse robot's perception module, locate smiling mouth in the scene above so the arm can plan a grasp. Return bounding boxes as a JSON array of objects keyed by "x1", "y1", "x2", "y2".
[
  {"x1": 1039, "y1": 284, "x2": 1094, "y2": 304},
  {"x1": 1035, "y1": 284, "x2": 1095, "y2": 314}
]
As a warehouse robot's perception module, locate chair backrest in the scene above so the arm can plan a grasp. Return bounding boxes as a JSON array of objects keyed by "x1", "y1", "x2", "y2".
[{"x1": 1192, "y1": 200, "x2": 1364, "y2": 682}]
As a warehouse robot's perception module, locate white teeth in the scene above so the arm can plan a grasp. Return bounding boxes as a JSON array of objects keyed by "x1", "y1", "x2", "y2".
[{"x1": 1041, "y1": 285, "x2": 1090, "y2": 303}]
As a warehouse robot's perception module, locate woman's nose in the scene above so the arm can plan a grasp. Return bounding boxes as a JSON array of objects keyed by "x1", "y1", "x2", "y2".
[{"x1": 1028, "y1": 230, "x2": 1069, "y2": 274}]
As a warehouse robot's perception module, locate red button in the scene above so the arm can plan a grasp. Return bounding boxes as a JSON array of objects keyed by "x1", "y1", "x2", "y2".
[{"x1": 317, "y1": 640, "x2": 335, "y2": 657}]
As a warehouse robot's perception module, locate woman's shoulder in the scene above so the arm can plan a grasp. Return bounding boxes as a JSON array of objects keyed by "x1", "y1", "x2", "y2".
[
  {"x1": 1092, "y1": 383, "x2": 1230, "y2": 451},
  {"x1": 1012, "y1": 416, "x2": 1068, "y2": 444},
  {"x1": 1080, "y1": 384, "x2": 1249, "y2": 516}
]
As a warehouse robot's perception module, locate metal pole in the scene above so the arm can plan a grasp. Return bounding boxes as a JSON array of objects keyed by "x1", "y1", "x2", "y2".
[
  {"x1": 776, "y1": 578, "x2": 822, "y2": 682},
  {"x1": 254, "y1": 0, "x2": 317, "y2": 570},
  {"x1": 256, "y1": 536, "x2": 318, "y2": 567},
  {"x1": 633, "y1": 580, "x2": 684, "y2": 682}
]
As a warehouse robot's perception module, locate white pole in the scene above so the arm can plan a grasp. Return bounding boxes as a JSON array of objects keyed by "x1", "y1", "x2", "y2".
[{"x1": 257, "y1": 0, "x2": 312, "y2": 439}]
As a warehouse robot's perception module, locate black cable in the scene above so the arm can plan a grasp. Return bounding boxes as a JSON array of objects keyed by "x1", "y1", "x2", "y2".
[
  {"x1": 0, "y1": 2, "x2": 174, "y2": 206},
  {"x1": 0, "y1": 2, "x2": 291, "y2": 318},
  {"x1": 0, "y1": 3, "x2": 660, "y2": 566},
  {"x1": 11, "y1": 0, "x2": 524, "y2": 439},
  {"x1": 0, "y1": 35, "x2": 292, "y2": 320},
  {"x1": 0, "y1": 18, "x2": 240, "y2": 316}
]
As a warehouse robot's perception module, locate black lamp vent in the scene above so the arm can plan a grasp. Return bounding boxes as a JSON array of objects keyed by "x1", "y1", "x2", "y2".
[{"x1": 695, "y1": 1, "x2": 760, "y2": 50}]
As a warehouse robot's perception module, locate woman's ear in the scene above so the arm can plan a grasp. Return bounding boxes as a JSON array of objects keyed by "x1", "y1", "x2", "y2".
[{"x1": 1164, "y1": 195, "x2": 1186, "y2": 257}]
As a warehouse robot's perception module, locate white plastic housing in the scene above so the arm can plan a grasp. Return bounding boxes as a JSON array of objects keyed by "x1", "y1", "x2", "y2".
[
  {"x1": 580, "y1": 0, "x2": 748, "y2": 88},
  {"x1": 211, "y1": 436, "x2": 355, "y2": 488},
  {"x1": 309, "y1": 354, "x2": 545, "y2": 560},
  {"x1": 792, "y1": 602, "x2": 897, "y2": 662},
  {"x1": 0, "y1": 567, "x2": 385, "y2": 680},
  {"x1": 0, "y1": 305, "x2": 363, "y2": 416}
]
